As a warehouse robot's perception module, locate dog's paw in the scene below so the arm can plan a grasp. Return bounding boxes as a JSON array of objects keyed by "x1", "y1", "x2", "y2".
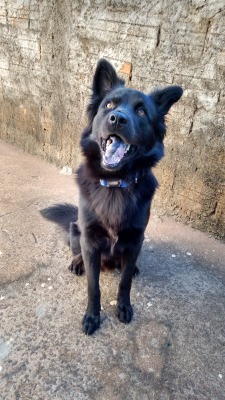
[
  {"x1": 116, "y1": 303, "x2": 133, "y2": 324},
  {"x1": 69, "y1": 259, "x2": 85, "y2": 276},
  {"x1": 82, "y1": 312, "x2": 100, "y2": 335},
  {"x1": 133, "y1": 265, "x2": 140, "y2": 277}
]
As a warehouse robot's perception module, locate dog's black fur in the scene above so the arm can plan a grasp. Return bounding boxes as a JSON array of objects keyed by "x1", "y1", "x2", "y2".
[{"x1": 41, "y1": 59, "x2": 183, "y2": 335}]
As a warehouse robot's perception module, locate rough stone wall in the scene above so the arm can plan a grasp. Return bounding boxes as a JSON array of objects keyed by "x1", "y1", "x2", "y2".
[{"x1": 0, "y1": 0, "x2": 224, "y2": 239}]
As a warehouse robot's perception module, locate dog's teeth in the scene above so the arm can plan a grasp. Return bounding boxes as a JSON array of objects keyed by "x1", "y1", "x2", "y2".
[
  {"x1": 106, "y1": 138, "x2": 112, "y2": 147},
  {"x1": 125, "y1": 144, "x2": 131, "y2": 154}
]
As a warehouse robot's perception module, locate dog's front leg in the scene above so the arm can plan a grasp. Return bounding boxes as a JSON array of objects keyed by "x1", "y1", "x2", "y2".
[
  {"x1": 81, "y1": 240, "x2": 101, "y2": 335},
  {"x1": 116, "y1": 251, "x2": 139, "y2": 324}
]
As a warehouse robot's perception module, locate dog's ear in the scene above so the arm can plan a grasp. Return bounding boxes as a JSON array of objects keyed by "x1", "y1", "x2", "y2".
[
  {"x1": 150, "y1": 86, "x2": 183, "y2": 115},
  {"x1": 92, "y1": 59, "x2": 125, "y2": 98},
  {"x1": 87, "y1": 59, "x2": 125, "y2": 123}
]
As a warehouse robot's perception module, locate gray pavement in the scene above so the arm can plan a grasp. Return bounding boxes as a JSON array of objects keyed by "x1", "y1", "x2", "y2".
[{"x1": 0, "y1": 139, "x2": 225, "y2": 400}]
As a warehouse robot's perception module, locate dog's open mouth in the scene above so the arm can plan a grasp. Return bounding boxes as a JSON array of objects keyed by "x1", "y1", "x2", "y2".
[{"x1": 101, "y1": 135, "x2": 133, "y2": 167}]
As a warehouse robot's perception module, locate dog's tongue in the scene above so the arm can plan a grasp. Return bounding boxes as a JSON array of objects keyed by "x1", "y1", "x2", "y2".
[{"x1": 103, "y1": 136, "x2": 126, "y2": 165}]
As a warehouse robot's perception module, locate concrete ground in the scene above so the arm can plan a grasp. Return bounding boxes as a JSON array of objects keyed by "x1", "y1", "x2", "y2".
[{"x1": 0, "y1": 139, "x2": 225, "y2": 400}]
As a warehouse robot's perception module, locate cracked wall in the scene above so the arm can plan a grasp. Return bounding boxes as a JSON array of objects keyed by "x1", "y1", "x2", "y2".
[{"x1": 0, "y1": 0, "x2": 224, "y2": 239}]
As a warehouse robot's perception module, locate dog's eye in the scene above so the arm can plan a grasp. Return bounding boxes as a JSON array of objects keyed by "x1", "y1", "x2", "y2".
[
  {"x1": 105, "y1": 101, "x2": 114, "y2": 109},
  {"x1": 137, "y1": 108, "x2": 146, "y2": 117}
]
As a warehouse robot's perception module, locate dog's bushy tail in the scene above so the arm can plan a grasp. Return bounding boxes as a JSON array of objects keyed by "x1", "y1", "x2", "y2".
[{"x1": 40, "y1": 203, "x2": 78, "y2": 232}]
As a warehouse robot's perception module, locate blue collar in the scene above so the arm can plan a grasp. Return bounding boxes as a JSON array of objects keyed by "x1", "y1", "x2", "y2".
[
  {"x1": 100, "y1": 179, "x2": 128, "y2": 188},
  {"x1": 100, "y1": 175, "x2": 138, "y2": 188}
]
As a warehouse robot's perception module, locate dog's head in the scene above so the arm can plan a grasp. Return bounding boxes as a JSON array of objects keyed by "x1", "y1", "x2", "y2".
[{"x1": 81, "y1": 59, "x2": 183, "y2": 176}]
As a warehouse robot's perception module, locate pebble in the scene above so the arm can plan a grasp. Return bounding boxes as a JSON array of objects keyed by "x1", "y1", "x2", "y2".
[
  {"x1": 110, "y1": 300, "x2": 117, "y2": 306},
  {"x1": 0, "y1": 338, "x2": 12, "y2": 360},
  {"x1": 36, "y1": 303, "x2": 48, "y2": 317},
  {"x1": 151, "y1": 338, "x2": 158, "y2": 348},
  {"x1": 60, "y1": 166, "x2": 73, "y2": 175}
]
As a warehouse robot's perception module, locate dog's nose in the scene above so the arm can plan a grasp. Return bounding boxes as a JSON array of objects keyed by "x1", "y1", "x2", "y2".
[{"x1": 108, "y1": 112, "x2": 128, "y2": 127}]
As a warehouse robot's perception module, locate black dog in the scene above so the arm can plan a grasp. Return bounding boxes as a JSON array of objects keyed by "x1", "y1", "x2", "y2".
[{"x1": 41, "y1": 59, "x2": 182, "y2": 335}]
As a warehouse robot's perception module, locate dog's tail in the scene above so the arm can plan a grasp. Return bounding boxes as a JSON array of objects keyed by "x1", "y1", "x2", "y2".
[{"x1": 40, "y1": 203, "x2": 78, "y2": 232}]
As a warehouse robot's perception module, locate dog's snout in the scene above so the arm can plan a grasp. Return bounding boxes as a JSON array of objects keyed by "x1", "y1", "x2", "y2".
[{"x1": 108, "y1": 112, "x2": 128, "y2": 127}]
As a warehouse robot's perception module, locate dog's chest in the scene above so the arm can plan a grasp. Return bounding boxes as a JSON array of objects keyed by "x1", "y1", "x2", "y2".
[
  {"x1": 90, "y1": 185, "x2": 136, "y2": 232},
  {"x1": 107, "y1": 226, "x2": 118, "y2": 247}
]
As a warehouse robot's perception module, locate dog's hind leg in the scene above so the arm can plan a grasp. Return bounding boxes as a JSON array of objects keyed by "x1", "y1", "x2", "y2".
[
  {"x1": 133, "y1": 265, "x2": 140, "y2": 276},
  {"x1": 69, "y1": 254, "x2": 84, "y2": 275},
  {"x1": 69, "y1": 222, "x2": 85, "y2": 276}
]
